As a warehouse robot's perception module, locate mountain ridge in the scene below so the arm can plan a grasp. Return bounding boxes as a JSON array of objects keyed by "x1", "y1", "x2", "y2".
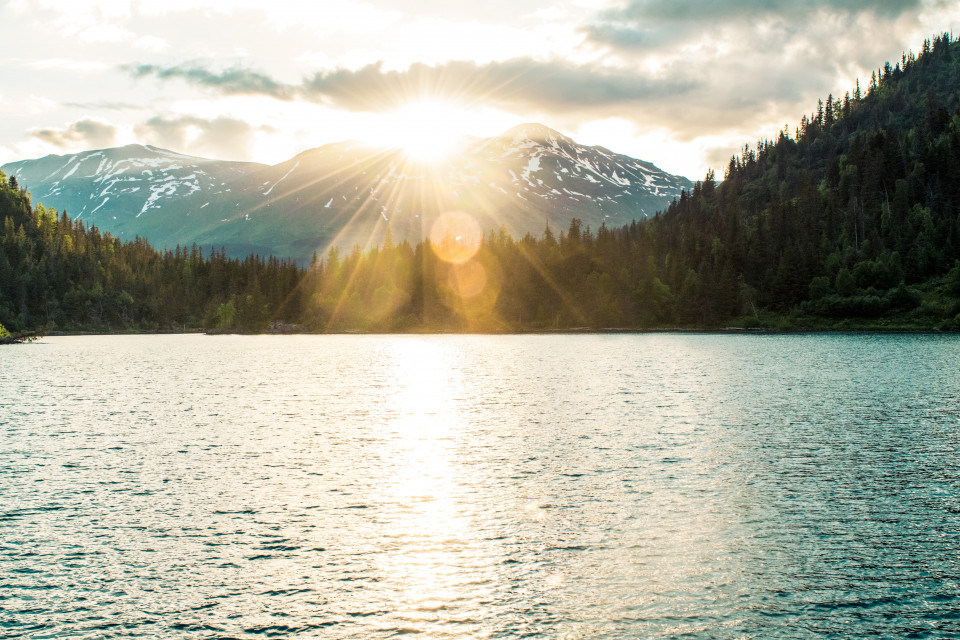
[{"x1": 2, "y1": 123, "x2": 691, "y2": 261}]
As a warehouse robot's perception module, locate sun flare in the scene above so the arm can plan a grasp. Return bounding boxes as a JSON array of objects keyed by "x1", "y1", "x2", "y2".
[{"x1": 361, "y1": 101, "x2": 467, "y2": 161}]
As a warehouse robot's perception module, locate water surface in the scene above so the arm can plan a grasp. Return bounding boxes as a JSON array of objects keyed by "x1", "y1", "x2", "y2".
[{"x1": 2, "y1": 333, "x2": 959, "y2": 638}]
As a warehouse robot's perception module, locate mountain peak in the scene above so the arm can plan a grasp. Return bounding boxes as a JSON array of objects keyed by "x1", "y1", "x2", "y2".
[
  {"x1": 113, "y1": 144, "x2": 213, "y2": 162},
  {"x1": 500, "y1": 123, "x2": 570, "y2": 146}
]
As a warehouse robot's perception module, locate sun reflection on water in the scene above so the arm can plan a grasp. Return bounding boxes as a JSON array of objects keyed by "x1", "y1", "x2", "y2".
[{"x1": 374, "y1": 339, "x2": 494, "y2": 636}]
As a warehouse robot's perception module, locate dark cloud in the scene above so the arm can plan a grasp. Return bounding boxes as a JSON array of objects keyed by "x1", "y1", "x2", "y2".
[
  {"x1": 303, "y1": 59, "x2": 698, "y2": 111},
  {"x1": 63, "y1": 101, "x2": 145, "y2": 111},
  {"x1": 581, "y1": 24, "x2": 652, "y2": 50},
  {"x1": 134, "y1": 115, "x2": 263, "y2": 159},
  {"x1": 127, "y1": 63, "x2": 295, "y2": 100},
  {"x1": 574, "y1": 0, "x2": 935, "y2": 149},
  {"x1": 128, "y1": 58, "x2": 698, "y2": 113},
  {"x1": 607, "y1": 0, "x2": 920, "y2": 22},
  {"x1": 584, "y1": 0, "x2": 924, "y2": 52},
  {"x1": 30, "y1": 118, "x2": 118, "y2": 149}
]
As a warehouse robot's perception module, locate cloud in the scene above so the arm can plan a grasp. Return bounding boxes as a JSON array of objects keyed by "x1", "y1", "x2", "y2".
[
  {"x1": 128, "y1": 58, "x2": 698, "y2": 114},
  {"x1": 134, "y1": 35, "x2": 169, "y2": 52},
  {"x1": 134, "y1": 115, "x2": 270, "y2": 159},
  {"x1": 583, "y1": 0, "x2": 928, "y2": 59},
  {"x1": 128, "y1": 63, "x2": 296, "y2": 100},
  {"x1": 10, "y1": 0, "x2": 952, "y2": 180},
  {"x1": 599, "y1": 0, "x2": 920, "y2": 24},
  {"x1": 26, "y1": 58, "x2": 110, "y2": 72},
  {"x1": 29, "y1": 118, "x2": 118, "y2": 149},
  {"x1": 574, "y1": 1, "x2": 942, "y2": 136},
  {"x1": 63, "y1": 101, "x2": 144, "y2": 111},
  {"x1": 74, "y1": 23, "x2": 135, "y2": 44}
]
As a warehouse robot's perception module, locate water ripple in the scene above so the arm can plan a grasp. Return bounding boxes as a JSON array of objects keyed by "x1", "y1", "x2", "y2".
[{"x1": 1, "y1": 333, "x2": 960, "y2": 638}]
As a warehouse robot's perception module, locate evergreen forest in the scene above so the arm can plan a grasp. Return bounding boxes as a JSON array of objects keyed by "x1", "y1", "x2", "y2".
[{"x1": 3, "y1": 33, "x2": 960, "y2": 337}]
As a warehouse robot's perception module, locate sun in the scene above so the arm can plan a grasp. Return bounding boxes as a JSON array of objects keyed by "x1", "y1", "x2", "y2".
[
  {"x1": 363, "y1": 101, "x2": 466, "y2": 161},
  {"x1": 400, "y1": 132, "x2": 452, "y2": 161}
]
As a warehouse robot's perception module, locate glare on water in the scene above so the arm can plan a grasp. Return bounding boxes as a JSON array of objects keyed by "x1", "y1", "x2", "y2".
[{"x1": 374, "y1": 340, "x2": 491, "y2": 634}]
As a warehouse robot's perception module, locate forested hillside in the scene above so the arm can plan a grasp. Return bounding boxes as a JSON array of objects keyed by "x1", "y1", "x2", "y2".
[
  {"x1": 638, "y1": 32, "x2": 960, "y2": 327},
  {"x1": 0, "y1": 174, "x2": 301, "y2": 335},
  {"x1": 3, "y1": 34, "x2": 960, "y2": 335}
]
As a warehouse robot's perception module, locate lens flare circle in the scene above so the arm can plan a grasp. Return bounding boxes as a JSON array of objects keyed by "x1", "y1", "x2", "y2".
[
  {"x1": 429, "y1": 211, "x2": 482, "y2": 264},
  {"x1": 447, "y1": 260, "x2": 488, "y2": 299}
]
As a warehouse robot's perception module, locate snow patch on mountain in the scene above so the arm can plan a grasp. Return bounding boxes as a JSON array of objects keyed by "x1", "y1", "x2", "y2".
[
  {"x1": 91, "y1": 197, "x2": 110, "y2": 214},
  {"x1": 60, "y1": 159, "x2": 81, "y2": 181},
  {"x1": 521, "y1": 155, "x2": 541, "y2": 186},
  {"x1": 262, "y1": 160, "x2": 300, "y2": 196},
  {"x1": 139, "y1": 182, "x2": 176, "y2": 217}
]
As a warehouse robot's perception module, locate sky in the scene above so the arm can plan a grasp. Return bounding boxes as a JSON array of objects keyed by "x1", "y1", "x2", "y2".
[{"x1": 0, "y1": 0, "x2": 957, "y2": 180}]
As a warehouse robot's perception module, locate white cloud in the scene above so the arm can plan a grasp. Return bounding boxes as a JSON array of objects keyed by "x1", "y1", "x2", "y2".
[
  {"x1": 267, "y1": 1, "x2": 402, "y2": 33},
  {"x1": 14, "y1": 0, "x2": 132, "y2": 25},
  {"x1": 26, "y1": 59, "x2": 111, "y2": 72},
  {"x1": 133, "y1": 0, "x2": 403, "y2": 33},
  {"x1": 134, "y1": 35, "x2": 169, "y2": 52},
  {"x1": 11, "y1": 0, "x2": 134, "y2": 18},
  {"x1": 376, "y1": 16, "x2": 582, "y2": 67},
  {"x1": 74, "y1": 23, "x2": 135, "y2": 43},
  {"x1": 27, "y1": 95, "x2": 60, "y2": 116}
]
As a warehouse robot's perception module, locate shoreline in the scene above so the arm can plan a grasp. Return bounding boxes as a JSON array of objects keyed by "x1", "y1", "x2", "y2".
[{"x1": 37, "y1": 325, "x2": 958, "y2": 338}]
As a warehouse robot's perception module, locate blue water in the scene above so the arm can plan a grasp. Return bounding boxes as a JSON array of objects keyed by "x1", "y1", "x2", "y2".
[{"x1": 2, "y1": 333, "x2": 959, "y2": 638}]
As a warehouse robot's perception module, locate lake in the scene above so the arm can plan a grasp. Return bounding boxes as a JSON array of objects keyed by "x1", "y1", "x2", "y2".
[{"x1": 2, "y1": 333, "x2": 960, "y2": 638}]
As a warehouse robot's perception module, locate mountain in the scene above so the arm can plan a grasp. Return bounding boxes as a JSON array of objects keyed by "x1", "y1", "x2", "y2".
[
  {"x1": 2, "y1": 124, "x2": 691, "y2": 261},
  {"x1": 1, "y1": 144, "x2": 261, "y2": 224}
]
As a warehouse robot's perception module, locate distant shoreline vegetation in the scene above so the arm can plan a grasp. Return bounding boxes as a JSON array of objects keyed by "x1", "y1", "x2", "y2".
[
  {"x1": 43, "y1": 326, "x2": 960, "y2": 337},
  {"x1": 2, "y1": 34, "x2": 960, "y2": 338},
  {"x1": 1, "y1": 194, "x2": 957, "y2": 337},
  {"x1": 0, "y1": 321, "x2": 42, "y2": 344}
]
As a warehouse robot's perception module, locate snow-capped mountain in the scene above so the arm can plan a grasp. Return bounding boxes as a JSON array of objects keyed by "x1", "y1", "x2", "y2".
[
  {"x1": 2, "y1": 144, "x2": 260, "y2": 223},
  {"x1": 2, "y1": 124, "x2": 692, "y2": 261},
  {"x1": 471, "y1": 123, "x2": 688, "y2": 216}
]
